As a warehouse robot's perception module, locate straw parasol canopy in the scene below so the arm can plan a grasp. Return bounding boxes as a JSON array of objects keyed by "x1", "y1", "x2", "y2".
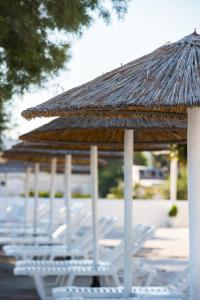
[
  {"x1": 22, "y1": 31, "x2": 200, "y2": 119},
  {"x1": 12, "y1": 142, "x2": 124, "y2": 159},
  {"x1": 0, "y1": 158, "x2": 91, "y2": 174},
  {"x1": 3, "y1": 148, "x2": 107, "y2": 166},
  {"x1": 19, "y1": 140, "x2": 173, "y2": 152},
  {"x1": 0, "y1": 161, "x2": 32, "y2": 173},
  {"x1": 20, "y1": 116, "x2": 187, "y2": 145}
]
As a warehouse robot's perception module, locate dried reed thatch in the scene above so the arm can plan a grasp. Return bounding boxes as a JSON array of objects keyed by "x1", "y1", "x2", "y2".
[
  {"x1": 3, "y1": 150, "x2": 96, "y2": 166},
  {"x1": 12, "y1": 143, "x2": 124, "y2": 159},
  {"x1": 2, "y1": 159, "x2": 90, "y2": 174},
  {"x1": 0, "y1": 161, "x2": 31, "y2": 173},
  {"x1": 20, "y1": 140, "x2": 172, "y2": 152},
  {"x1": 22, "y1": 32, "x2": 200, "y2": 119},
  {"x1": 20, "y1": 116, "x2": 186, "y2": 145}
]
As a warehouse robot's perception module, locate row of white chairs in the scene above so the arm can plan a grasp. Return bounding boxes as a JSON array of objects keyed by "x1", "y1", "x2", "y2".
[{"x1": 1, "y1": 202, "x2": 188, "y2": 300}]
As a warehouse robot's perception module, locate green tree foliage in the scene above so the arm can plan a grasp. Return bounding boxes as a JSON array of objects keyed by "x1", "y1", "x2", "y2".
[
  {"x1": 0, "y1": 0, "x2": 129, "y2": 144},
  {"x1": 99, "y1": 159, "x2": 123, "y2": 198},
  {"x1": 0, "y1": 0, "x2": 129, "y2": 101},
  {"x1": 99, "y1": 152, "x2": 148, "y2": 198},
  {"x1": 177, "y1": 145, "x2": 187, "y2": 165},
  {"x1": 177, "y1": 164, "x2": 187, "y2": 200},
  {"x1": 134, "y1": 152, "x2": 148, "y2": 166}
]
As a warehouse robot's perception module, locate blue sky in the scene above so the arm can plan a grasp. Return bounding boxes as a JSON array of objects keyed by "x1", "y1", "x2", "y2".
[{"x1": 7, "y1": 0, "x2": 200, "y2": 140}]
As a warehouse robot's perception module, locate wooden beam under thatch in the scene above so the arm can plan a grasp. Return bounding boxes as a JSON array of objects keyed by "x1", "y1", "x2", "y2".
[
  {"x1": 22, "y1": 32, "x2": 200, "y2": 119},
  {"x1": 20, "y1": 116, "x2": 187, "y2": 145}
]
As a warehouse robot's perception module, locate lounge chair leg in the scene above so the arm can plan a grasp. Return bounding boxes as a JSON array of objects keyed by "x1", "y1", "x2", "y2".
[
  {"x1": 90, "y1": 276, "x2": 101, "y2": 287},
  {"x1": 112, "y1": 273, "x2": 121, "y2": 286},
  {"x1": 33, "y1": 273, "x2": 49, "y2": 300},
  {"x1": 66, "y1": 274, "x2": 75, "y2": 286},
  {"x1": 104, "y1": 276, "x2": 111, "y2": 287}
]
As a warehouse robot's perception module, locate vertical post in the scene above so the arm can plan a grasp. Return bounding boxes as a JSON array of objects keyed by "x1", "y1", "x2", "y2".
[
  {"x1": 170, "y1": 150, "x2": 178, "y2": 202},
  {"x1": 24, "y1": 167, "x2": 31, "y2": 225},
  {"x1": 33, "y1": 163, "x2": 40, "y2": 235},
  {"x1": 4, "y1": 172, "x2": 8, "y2": 217},
  {"x1": 91, "y1": 145, "x2": 98, "y2": 267},
  {"x1": 188, "y1": 108, "x2": 200, "y2": 300},
  {"x1": 64, "y1": 154, "x2": 72, "y2": 248},
  {"x1": 124, "y1": 129, "x2": 134, "y2": 297},
  {"x1": 49, "y1": 158, "x2": 57, "y2": 239}
]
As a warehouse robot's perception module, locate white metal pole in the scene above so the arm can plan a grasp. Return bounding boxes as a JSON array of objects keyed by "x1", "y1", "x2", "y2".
[
  {"x1": 188, "y1": 108, "x2": 200, "y2": 300},
  {"x1": 91, "y1": 145, "x2": 98, "y2": 267},
  {"x1": 124, "y1": 129, "x2": 134, "y2": 297},
  {"x1": 4, "y1": 172, "x2": 8, "y2": 217},
  {"x1": 24, "y1": 167, "x2": 31, "y2": 224},
  {"x1": 170, "y1": 154, "x2": 178, "y2": 202},
  {"x1": 33, "y1": 163, "x2": 40, "y2": 235},
  {"x1": 49, "y1": 158, "x2": 57, "y2": 239},
  {"x1": 64, "y1": 154, "x2": 72, "y2": 248}
]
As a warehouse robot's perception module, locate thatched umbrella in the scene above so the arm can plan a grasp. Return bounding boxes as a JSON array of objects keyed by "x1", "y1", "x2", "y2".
[
  {"x1": 19, "y1": 115, "x2": 186, "y2": 291},
  {"x1": 22, "y1": 32, "x2": 200, "y2": 120},
  {"x1": 3, "y1": 146, "x2": 109, "y2": 247},
  {"x1": 6, "y1": 144, "x2": 121, "y2": 248},
  {"x1": 23, "y1": 32, "x2": 200, "y2": 297},
  {"x1": 20, "y1": 116, "x2": 186, "y2": 145},
  {"x1": 17, "y1": 138, "x2": 176, "y2": 271},
  {"x1": 3, "y1": 150, "x2": 92, "y2": 239}
]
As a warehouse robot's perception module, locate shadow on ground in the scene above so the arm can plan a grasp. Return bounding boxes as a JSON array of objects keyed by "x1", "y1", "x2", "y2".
[{"x1": 0, "y1": 248, "x2": 39, "y2": 300}]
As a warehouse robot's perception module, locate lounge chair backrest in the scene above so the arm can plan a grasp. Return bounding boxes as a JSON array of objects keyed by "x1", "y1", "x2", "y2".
[
  {"x1": 106, "y1": 224, "x2": 154, "y2": 267},
  {"x1": 76, "y1": 216, "x2": 116, "y2": 253},
  {"x1": 169, "y1": 266, "x2": 189, "y2": 293}
]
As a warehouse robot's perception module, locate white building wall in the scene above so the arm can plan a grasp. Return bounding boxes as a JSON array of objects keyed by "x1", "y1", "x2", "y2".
[
  {"x1": 2, "y1": 197, "x2": 189, "y2": 228},
  {"x1": 0, "y1": 172, "x2": 91, "y2": 196}
]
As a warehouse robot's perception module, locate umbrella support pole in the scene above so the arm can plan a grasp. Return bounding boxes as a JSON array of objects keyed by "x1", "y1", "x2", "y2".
[
  {"x1": 188, "y1": 108, "x2": 200, "y2": 300},
  {"x1": 49, "y1": 158, "x2": 57, "y2": 239},
  {"x1": 170, "y1": 155, "x2": 178, "y2": 202},
  {"x1": 33, "y1": 163, "x2": 40, "y2": 236},
  {"x1": 4, "y1": 173, "x2": 8, "y2": 218},
  {"x1": 91, "y1": 145, "x2": 98, "y2": 267},
  {"x1": 124, "y1": 129, "x2": 134, "y2": 297},
  {"x1": 24, "y1": 167, "x2": 31, "y2": 225},
  {"x1": 64, "y1": 154, "x2": 72, "y2": 248}
]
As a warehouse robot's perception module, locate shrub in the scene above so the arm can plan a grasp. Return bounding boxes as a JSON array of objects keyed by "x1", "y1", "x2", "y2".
[
  {"x1": 55, "y1": 192, "x2": 63, "y2": 198},
  {"x1": 72, "y1": 193, "x2": 91, "y2": 199},
  {"x1": 168, "y1": 205, "x2": 178, "y2": 217}
]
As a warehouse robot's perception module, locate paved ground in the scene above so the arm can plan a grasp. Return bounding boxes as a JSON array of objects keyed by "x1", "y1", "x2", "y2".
[
  {"x1": 0, "y1": 228, "x2": 189, "y2": 300},
  {"x1": 0, "y1": 250, "x2": 39, "y2": 300}
]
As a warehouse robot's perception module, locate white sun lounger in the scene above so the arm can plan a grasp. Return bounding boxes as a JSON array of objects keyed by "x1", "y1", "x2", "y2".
[
  {"x1": 1, "y1": 203, "x2": 87, "y2": 245},
  {"x1": 52, "y1": 267, "x2": 188, "y2": 300},
  {"x1": 4, "y1": 216, "x2": 115, "y2": 259},
  {"x1": 2, "y1": 212, "x2": 90, "y2": 248},
  {"x1": 14, "y1": 224, "x2": 154, "y2": 300},
  {"x1": 0, "y1": 203, "x2": 48, "y2": 227},
  {"x1": 52, "y1": 286, "x2": 183, "y2": 300},
  {"x1": 0, "y1": 202, "x2": 84, "y2": 236}
]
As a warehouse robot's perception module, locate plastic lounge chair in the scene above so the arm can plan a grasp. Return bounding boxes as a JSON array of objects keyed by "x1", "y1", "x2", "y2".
[
  {"x1": 2, "y1": 212, "x2": 90, "y2": 249},
  {"x1": 52, "y1": 267, "x2": 189, "y2": 300},
  {"x1": 0, "y1": 203, "x2": 84, "y2": 236},
  {"x1": 14, "y1": 225, "x2": 154, "y2": 300},
  {"x1": 13, "y1": 216, "x2": 116, "y2": 261},
  {"x1": 4, "y1": 216, "x2": 115, "y2": 259},
  {"x1": 52, "y1": 286, "x2": 183, "y2": 300}
]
